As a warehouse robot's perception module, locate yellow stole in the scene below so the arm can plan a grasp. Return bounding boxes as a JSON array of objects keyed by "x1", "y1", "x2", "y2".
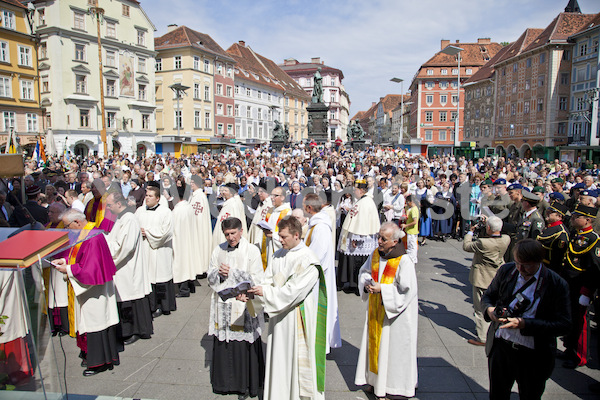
[
  {"x1": 85, "y1": 193, "x2": 108, "y2": 228},
  {"x1": 66, "y1": 221, "x2": 95, "y2": 337},
  {"x1": 368, "y1": 251, "x2": 402, "y2": 374},
  {"x1": 260, "y1": 208, "x2": 290, "y2": 270},
  {"x1": 305, "y1": 226, "x2": 316, "y2": 246},
  {"x1": 43, "y1": 221, "x2": 64, "y2": 311}
]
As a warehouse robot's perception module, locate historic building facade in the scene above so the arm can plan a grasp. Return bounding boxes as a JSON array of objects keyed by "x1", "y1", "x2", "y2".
[
  {"x1": 491, "y1": 9, "x2": 597, "y2": 159},
  {"x1": 0, "y1": 0, "x2": 42, "y2": 154},
  {"x1": 565, "y1": 13, "x2": 600, "y2": 163},
  {"x1": 155, "y1": 24, "x2": 235, "y2": 155},
  {"x1": 226, "y1": 41, "x2": 309, "y2": 144},
  {"x1": 409, "y1": 38, "x2": 503, "y2": 156},
  {"x1": 280, "y1": 57, "x2": 350, "y2": 141},
  {"x1": 33, "y1": 0, "x2": 157, "y2": 157},
  {"x1": 462, "y1": 46, "x2": 510, "y2": 153}
]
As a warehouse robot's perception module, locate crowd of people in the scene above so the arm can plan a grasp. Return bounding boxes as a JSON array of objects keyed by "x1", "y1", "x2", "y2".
[{"x1": 1, "y1": 141, "x2": 600, "y2": 399}]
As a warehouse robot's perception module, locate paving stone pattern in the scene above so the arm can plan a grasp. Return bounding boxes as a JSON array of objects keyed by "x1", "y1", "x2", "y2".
[{"x1": 45, "y1": 240, "x2": 600, "y2": 400}]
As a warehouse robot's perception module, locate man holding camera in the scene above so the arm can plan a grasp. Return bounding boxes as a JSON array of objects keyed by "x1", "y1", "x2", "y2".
[
  {"x1": 463, "y1": 216, "x2": 510, "y2": 346},
  {"x1": 482, "y1": 239, "x2": 570, "y2": 400}
]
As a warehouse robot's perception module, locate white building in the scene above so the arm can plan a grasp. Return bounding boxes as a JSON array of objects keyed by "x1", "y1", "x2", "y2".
[
  {"x1": 33, "y1": 0, "x2": 157, "y2": 157},
  {"x1": 280, "y1": 57, "x2": 350, "y2": 141},
  {"x1": 227, "y1": 41, "x2": 309, "y2": 144}
]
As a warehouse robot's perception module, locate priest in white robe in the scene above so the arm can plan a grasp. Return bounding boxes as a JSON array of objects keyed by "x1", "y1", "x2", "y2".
[
  {"x1": 0, "y1": 269, "x2": 33, "y2": 385},
  {"x1": 134, "y1": 184, "x2": 176, "y2": 318},
  {"x1": 212, "y1": 183, "x2": 248, "y2": 251},
  {"x1": 189, "y1": 176, "x2": 212, "y2": 278},
  {"x1": 354, "y1": 222, "x2": 418, "y2": 399},
  {"x1": 259, "y1": 186, "x2": 291, "y2": 270},
  {"x1": 208, "y1": 217, "x2": 265, "y2": 397},
  {"x1": 249, "y1": 216, "x2": 327, "y2": 400},
  {"x1": 171, "y1": 181, "x2": 197, "y2": 297},
  {"x1": 303, "y1": 193, "x2": 342, "y2": 354},
  {"x1": 338, "y1": 179, "x2": 380, "y2": 294},
  {"x1": 52, "y1": 209, "x2": 120, "y2": 377},
  {"x1": 105, "y1": 192, "x2": 153, "y2": 345},
  {"x1": 248, "y1": 186, "x2": 271, "y2": 245}
]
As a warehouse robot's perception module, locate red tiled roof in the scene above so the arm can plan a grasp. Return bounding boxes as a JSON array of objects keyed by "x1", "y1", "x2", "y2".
[
  {"x1": 493, "y1": 28, "x2": 544, "y2": 65},
  {"x1": 3, "y1": 0, "x2": 27, "y2": 9},
  {"x1": 523, "y1": 12, "x2": 596, "y2": 52},
  {"x1": 279, "y1": 62, "x2": 344, "y2": 80},
  {"x1": 464, "y1": 44, "x2": 512, "y2": 84},
  {"x1": 155, "y1": 26, "x2": 235, "y2": 62},
  {"x1": 380, "y1": 94, "x2": 404, "y2": 114},
  {"x1": 422, "y1": 41, "x2": 504, "y2": 68},
  {"x1": 359, "y1": 102, "x2": 378, "y2": 122},
  {"x1": 226, "y1": 42, "x2": 309, "y2": 99},
  {"x1": 350, "y1": 111, "x2": 364, "y2": 121},
  {"x1": 571, "y1": 12, "x2": 600, "y2": 37}
]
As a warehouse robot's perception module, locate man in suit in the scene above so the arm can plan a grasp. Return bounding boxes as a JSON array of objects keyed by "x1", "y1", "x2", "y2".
[
  {"x1": 463, "y1": 216, "x2": 510, "y2": 346},
  {"x1": 0, "y1": 190, "x2": 13, "y2": 222},
  {"x1": 8, "y1": 185, "x2": 49, "y2": 227},
  {"x1": 482, "y1": 239, "x2": 570, "y2": 400}
]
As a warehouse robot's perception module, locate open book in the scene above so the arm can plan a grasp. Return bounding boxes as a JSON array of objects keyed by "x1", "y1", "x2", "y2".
[
  {"x1": 257, "y1": 220, "x2": 275, "y2": 232},
  {"x1": 218, "y1": 280, "x2": 254, "y2": 301}
]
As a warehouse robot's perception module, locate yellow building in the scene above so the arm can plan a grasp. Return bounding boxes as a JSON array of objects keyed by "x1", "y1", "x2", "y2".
[
  {"x1": 0, "y1": 0, "x2": 41, "y2": 153},
  {"x1": 154, "y1": 25, "x2": 236, "y2": 155}
]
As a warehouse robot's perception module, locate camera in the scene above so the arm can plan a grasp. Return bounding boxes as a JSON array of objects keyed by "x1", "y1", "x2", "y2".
[
  {"x1": 475, "y1": 215, "x2": 486, "y2": 230},
  {"x1": 494, "y1": 293, "x2": 531, "y2": 319}
]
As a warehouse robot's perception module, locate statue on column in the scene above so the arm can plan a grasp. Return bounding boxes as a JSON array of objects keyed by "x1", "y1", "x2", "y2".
[
  {"x1": 311, "y1": 67, "x2": 323, "y2": 104},
  {"x1": 272, "y1": 119, "x2": 285, "y2": 140}
]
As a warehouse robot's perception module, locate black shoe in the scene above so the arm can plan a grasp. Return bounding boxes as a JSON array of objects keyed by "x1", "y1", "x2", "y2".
[
  {"x1": 589, "y1": 382, "x2": 600, "y2": 393},
  {"x1": 556, "y1": 350, "x2": 573, "y2": 360},
  {"x1": 52, "y1": 331, "x2": 58, "y2": 337},
  {"x1": 58, "y1": 331, "x2": 68, "y2": 337},
  {"x1": 152, "y1": 309, "x2": 163, "y2": 318},
  {"x1": 83, "y1": 364, "x2": 113, "y2": 377},
  {"x1": 123, "y1": 334, "x2": 140, "y2": 345},
  {"x1": 81, "y1": 359, "x2": 87, "y2": 368},
  {"x1": 198, "y1": 273, "x2": 208, "y2": 279},
  {"x1": 562, "y1": 359, "x2": 583, "y2": 369},
  {"x1": 175, "y1": 292, "x2": 190, "y2": 298},
  {"x1": 162, "y1": 310, "x2": 171, "y2": 316}
]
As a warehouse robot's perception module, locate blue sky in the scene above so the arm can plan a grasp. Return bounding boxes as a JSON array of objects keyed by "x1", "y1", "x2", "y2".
[{"x1": 142, "y1": 0, "x2": 599, "y2": 117}]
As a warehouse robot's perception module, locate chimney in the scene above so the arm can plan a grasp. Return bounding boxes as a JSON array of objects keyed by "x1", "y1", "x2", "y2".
[
  {"x1": 167, "y1": 24, "x2": 178, "y2": 32},
  {"x1": 284, "y1": 58, "x2": 298, "y2": 66},
  {"x1": 311, "y1": 57, "x2": 321, "y2": 64},
  {"x1": 441, "y1": 39, "x2": 450, "y2": 50},
  {"x1": 456, "y1": 40, "x2": 460, "y2": 44},
  {"x1": 477, "y1": 38, "x2": 491, "y2": 44},
  {"x1": 238, "y1": 40, "x2": 246, "y2": 47}
]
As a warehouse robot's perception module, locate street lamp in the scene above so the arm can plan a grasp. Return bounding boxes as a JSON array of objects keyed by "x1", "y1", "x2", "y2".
[
  {"x1": 169, "y1": 83, "x2": 190, "y2": 137},
  {"x1": 440, "y1": 45, "x2": 464, "y2": 150},
  {"x1": 390, "y1": 78, "x2": 405, "y2": 146}
]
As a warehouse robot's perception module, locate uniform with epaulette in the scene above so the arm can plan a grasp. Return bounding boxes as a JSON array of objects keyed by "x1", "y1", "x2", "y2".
[
  {"x1": 515, "y1": 191, "x2": 545, "y2": 241},
  {"x1": 561, "y1": 204, "x2": 600, "y2": 369},
  {"x1": 536, "y1": 201, "x2": 569, "y2": 272}
]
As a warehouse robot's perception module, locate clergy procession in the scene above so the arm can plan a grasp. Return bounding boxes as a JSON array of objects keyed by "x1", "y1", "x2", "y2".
[{"x1": 3, "y1": 144, "x2": 600, "y2": 399}]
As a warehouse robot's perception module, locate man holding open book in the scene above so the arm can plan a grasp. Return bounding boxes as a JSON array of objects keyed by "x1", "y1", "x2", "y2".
[{"x1": 207, "y1": 217, "x2": 265, "y2": 399}]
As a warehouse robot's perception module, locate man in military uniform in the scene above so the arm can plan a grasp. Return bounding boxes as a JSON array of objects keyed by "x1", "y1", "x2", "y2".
[
  {"x1": 536, "y1": 201, "x2": 569, "y2": 273},
  {"x1": 503, "y1": 189, "x2": 545, "y2": 262},
  {"x1": 551, "y1": 177, "x2": 570, "y2": 202},
  {"x1": 532, "y1": 186, "x2": 548, "y2": 217},
  {"x1": 506, "y1": 183, "x2": 524, "y2": 223},
  {"x1": 516, "y1": 189, "x2": 545, "y2": 241},
  {"x1": 488, "y1": 178, "x2": 510, "y2": 221},
  {"x1": 560, "y1": 204, "x2": 600, "y2": 369},
  {"x1": 566, "y1": 182, "x2": 585, "y2": 213}
]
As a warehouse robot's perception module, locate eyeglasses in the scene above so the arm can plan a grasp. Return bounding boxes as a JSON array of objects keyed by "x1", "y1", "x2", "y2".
[{"x1": 64, "y1": 220, "x2": 76, "y2": 229}]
